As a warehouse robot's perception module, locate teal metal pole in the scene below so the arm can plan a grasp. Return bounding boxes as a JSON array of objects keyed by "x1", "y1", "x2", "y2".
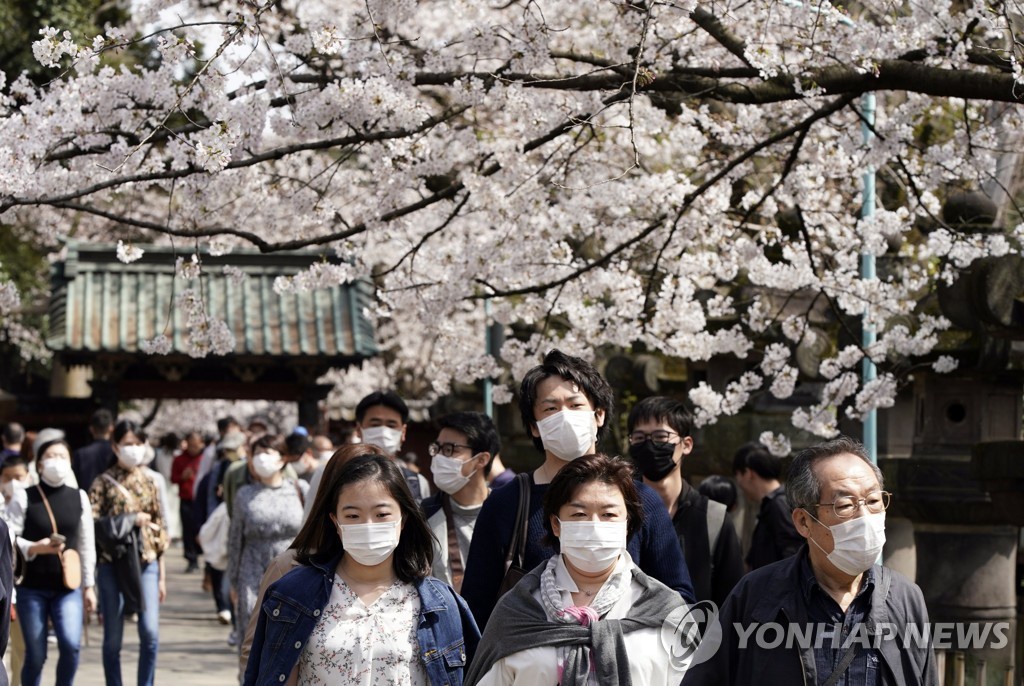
[{"x1": 860, "y1": 93, "x2": 877, "y2": 467}]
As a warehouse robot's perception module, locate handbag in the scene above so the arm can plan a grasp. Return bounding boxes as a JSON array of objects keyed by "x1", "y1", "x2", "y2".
[
  {"x1": 497, "y1": 472, "x2": 531, "y2": 598},
  {"x1": 35, "y1": 484, "x2": 83, "y2": 590}
]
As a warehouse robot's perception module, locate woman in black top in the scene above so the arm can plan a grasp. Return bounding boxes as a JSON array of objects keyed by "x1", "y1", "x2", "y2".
[{"x1": 15, "y1": 438, "x2": 96, "y2": 686}]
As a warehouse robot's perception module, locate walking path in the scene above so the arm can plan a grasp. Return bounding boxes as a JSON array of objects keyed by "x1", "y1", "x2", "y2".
[{"x1": 43, "y1": 556, "x2": 239, "y2": 685}]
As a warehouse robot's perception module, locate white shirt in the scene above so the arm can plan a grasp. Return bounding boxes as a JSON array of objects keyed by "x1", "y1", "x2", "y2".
[
  {"x1": 474, "y1": 555, "x2": 686, "y2": 686},
  {"x1": 297, "y1": 575, "x2": 428, "y2": 686}
]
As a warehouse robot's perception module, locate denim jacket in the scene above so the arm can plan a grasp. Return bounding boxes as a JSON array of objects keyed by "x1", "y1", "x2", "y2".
[{"x1": 244, "y1": 553, "x2": 480, "y2": 686}]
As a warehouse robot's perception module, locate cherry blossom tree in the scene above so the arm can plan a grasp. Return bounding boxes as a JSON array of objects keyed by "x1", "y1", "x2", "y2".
[{"x1": 3, "y1": 0, "x2": 1023, "y2": 438}]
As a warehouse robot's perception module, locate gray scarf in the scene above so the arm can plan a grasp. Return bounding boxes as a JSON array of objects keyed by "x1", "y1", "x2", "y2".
[{"x1": 464, "y1": 559, "x2": 685, "y2": 686}]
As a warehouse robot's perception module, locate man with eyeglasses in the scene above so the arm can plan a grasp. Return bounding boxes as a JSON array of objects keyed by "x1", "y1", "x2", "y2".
[
  {"x1": 420, "y1": 412, "x2": 500, "y2": 592},
  {"x1": 684, "y1": 436, "x2": 937, "y2": 686},
  {"x1": 626, "y1": 396, "x2": 744, "y2": 605},
  {"x1": 733, "y1": 440, "x2": 805, "y2": 570}
]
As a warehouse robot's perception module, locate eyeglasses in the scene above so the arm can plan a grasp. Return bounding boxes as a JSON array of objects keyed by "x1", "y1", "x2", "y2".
[
  {"x1": 428, "y1": 441, "x2": 473, "y2": 458},
  {"x1": 627, "y1": 430, "x2": 679, "y2": 445},
  {"x1": 811, "y1": 491, "x2": 891, "y2": 519}
]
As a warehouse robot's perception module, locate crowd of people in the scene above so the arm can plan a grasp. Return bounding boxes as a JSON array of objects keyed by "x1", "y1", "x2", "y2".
[{"x1": 0, "y1": 348, "x2": 937, "y2": 685}]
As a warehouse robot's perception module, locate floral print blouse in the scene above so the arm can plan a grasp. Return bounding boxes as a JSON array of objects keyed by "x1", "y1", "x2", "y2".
[
  {"x1": 89, "y1": 464, "x2": 169, "y2": 564},
  {"x1": 297, "y1": 574, "x2": 428, "y2": 686}
]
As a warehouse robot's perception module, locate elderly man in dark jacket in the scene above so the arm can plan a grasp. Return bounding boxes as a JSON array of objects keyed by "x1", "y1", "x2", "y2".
[{"x1": 683, "y1": 436, "x2": 937, "y2": 686}]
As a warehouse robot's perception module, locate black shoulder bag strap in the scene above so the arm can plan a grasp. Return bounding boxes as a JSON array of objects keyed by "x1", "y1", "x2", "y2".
[
  {"x1": 508, "y1": 472, "x2": 530, "y2": 569},
  {"x1": 822, "y1": 567, "x2": 892, "y2": 686}
]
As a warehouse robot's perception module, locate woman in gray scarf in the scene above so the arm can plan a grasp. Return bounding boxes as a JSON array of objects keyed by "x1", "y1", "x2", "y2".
[{"x1": 465, "y1": 454, "x2": 692, "y2": 685}]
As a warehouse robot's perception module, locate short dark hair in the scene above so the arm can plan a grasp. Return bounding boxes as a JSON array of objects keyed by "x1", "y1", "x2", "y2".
[
  {"x1": 787, "y1": 436, "x2": 883, "y2": 511},
  {"x1": 542, "y1": 454, "x2": 644, "y2": 548},
  {"x1": 159, "y1": 433, "x2": 180, "y2": 451},
  {"x1": 1, "y1": 453, "x2": 29, "y2": 472},
  {"x1": 284, "y1": 432, "x2": 311, "y2": 459},
  {"x1": 2, "y1": 423, "x2": 24, "y2": 446},
  {"x1": 355, "y1": 391, "x2": 409, "y2": 425},
  {"x1": 697, "y1": 475, "x2": 738, "y2": 511},
  {"x1": 217, "y1": 416, "x2": 240, "y2": 434},
  {"x1": 732, "y1": 441, "x2": 780, "y2": 480},
  {"x1": 90, "y1": 409, "x2": 114, "y2": 434},
  {"x1": 518, "y1": 349, "x2": 615, "y2": 453},
  {"x1": 112, "y1": 419, "x2": 146, "y2": 445},
  {"x1": 627, "y1": 396, "x2": 693, "y2": 437},
  {"x1": 436, "y1": 412, "x2": 501, "y2": 476},
  {"x1": 293, "y1": 452, "x2": 433, "y2": 583}
]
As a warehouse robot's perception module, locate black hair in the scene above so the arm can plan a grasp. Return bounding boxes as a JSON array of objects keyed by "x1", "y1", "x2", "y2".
[
  {"x1": 90, "y1": 409, "x2": 114, "y2": 434},
  {"x1": 112, "y1": 419, "x2": 146, "y2": 445},
  {"x1": 159, "y1": 433, "x2": 180, "y2": 451},
  {"x1": 697, "y1": 475, "x2": 738, "y2": 511},
  {"x1": 355, "y1": 391, "x2": 410, "y2": 425},
  {"x1": 436, "y1": 412, "x2": 501, "y2": 476},
  {"x1": 542, "y1": 454, "x2": 644, "y2": 548},
  {"x1": 285, "y1": 432, "x2": 311, "y2": 458},
  {"x1": 2, "y1": 423, "x2": 24, "y2": 446},
  {"x1": 732, "y1": 441, "x2": 781, "y2": 480},
  {"x1": 626, "y1": 396, "x2": 693, "y2": 437},
  {"x1": 293, "y1": 452, "x2": 433, "y2": 583},
  {"x1": 518, "y1": 349, "x2": 615, "y2": 453},
  {"x1": 36, "y1": 439, "x2": 71, "y2": 462},
  {"x1": 1, "y1": 453, "x2": 29, "y2": 472},
  {"x1": 217, "y1": 416, "x2": 240, "y2": 434}
]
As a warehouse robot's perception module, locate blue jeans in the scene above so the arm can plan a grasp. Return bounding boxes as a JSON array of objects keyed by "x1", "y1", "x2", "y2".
[
  {"x1": 18, "y1": 585, "x2": 83, "y2": 686},
  {"x1": 96, "y1": 562, "x2": 160, "y2": 686}
]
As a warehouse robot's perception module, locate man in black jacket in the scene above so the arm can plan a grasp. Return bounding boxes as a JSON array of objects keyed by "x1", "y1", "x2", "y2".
[
  {"x1": 683, "y1": 436, "x2": 937, "y2": 686},
  {"x1": 626, "y1": 396, "x2": 743, "y2": 606},
  {"x1": 72, "y1": 409, "x2": 115, "y2": 492},
  {"x1": 733, "y1": 440, "x2": 804, "y2": 569}
]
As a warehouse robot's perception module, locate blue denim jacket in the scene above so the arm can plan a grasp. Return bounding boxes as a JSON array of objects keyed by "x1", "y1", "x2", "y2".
[{"x1": 244, "y1": 553, "x2": 480, "y2": 686}]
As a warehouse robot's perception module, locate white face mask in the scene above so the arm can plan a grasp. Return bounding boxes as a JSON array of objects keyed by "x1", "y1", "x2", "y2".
[
  {"x1": 252, "y1": 450, "x2": 284, "y2": 480},
  {"x1": 338, "y1": 519, "x2": 401, "y2": 566},
  {"x1": 808, "y1": 511, "x2": 886, "y2": 576},
  {"x1": 2, "y1": 478, "x2": 27, "y2": 500},
  {"x1": 557, "y1": 519, "x2": 627, "y2": 573},
  {"x1": 430, "y1": 453, "x2": 477, "y2": 495},
  {"x1": 40, "y1": 458, "x2": 72, "y2": 487},
  {"x1": 118, "y1": 445, "x2": 147, "y2": 469},
  {"x1": 142, "y1": 444, "x2": 156, "y2": 466},
  {"x1": 536, "y1": 410, "x2": 598, "y2": 461},
  {"x1": 360, "y1": 426, "x2": 403, "y2": 456},
  {"x1": 318, "y1": 451, "x2": 334, "y2": 462}
]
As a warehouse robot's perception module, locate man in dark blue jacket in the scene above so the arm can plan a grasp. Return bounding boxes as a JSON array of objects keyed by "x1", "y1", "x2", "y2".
[{"x1": 460, "y1": 349, "x2": 694, "y2": 629}]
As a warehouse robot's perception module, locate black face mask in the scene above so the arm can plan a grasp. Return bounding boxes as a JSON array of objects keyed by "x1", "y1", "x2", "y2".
[{"x1": 628, "y1": 440, "x2": 678, "y2": 481}]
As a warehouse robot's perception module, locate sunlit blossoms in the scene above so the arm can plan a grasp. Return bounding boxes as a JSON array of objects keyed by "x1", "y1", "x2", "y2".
[{"x1": 3, "y1": 0, "x2": 1023, "y2": 437}]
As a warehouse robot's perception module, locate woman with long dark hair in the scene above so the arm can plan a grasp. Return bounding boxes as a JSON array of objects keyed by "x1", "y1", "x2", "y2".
[
  {"x1": 244, "y1": 450, "x2": 479, "y2": 686},
  {"x1": 89, "y1": 419, "x2": 169, "y2": 686}
]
